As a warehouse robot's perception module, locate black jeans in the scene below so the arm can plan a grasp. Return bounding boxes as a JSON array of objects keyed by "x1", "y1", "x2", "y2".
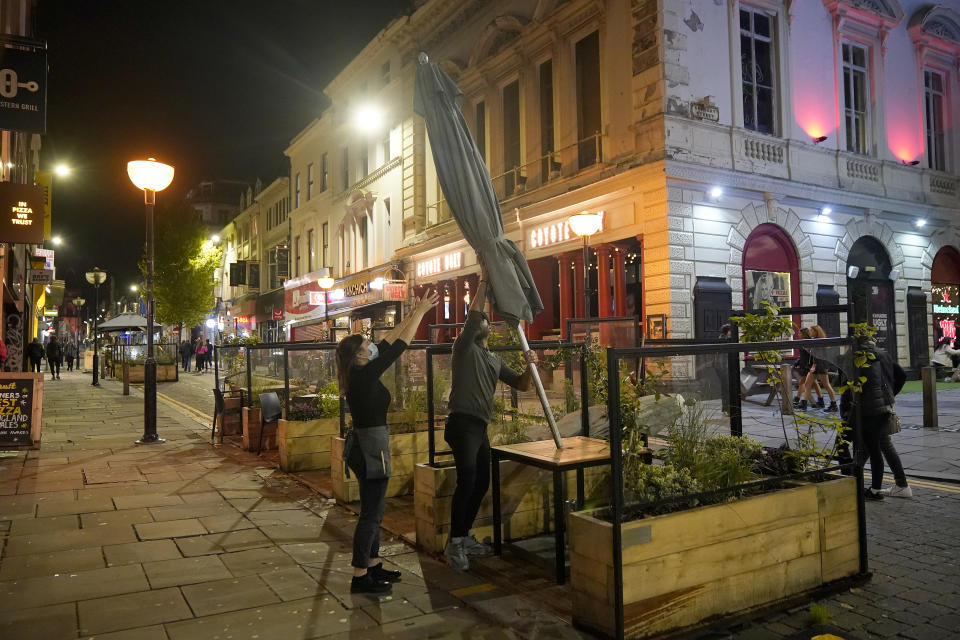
[
  {"x1": 445, "y1": 413, "x2": 490, "y2": 538},
  {"x1": 29, "y1": 358, "x2": 41, "y2": 372},
  {"x1": 49, "y1": 359, "x2": 60, "y2": 377},
  {"x1": 346, "y1": 441, "x2": 389, "y2": 569},
  {"x1": 857, "y1": 416, "x2": 907, "y2": 490},
  {"x1": 66, "y1": 356, "x2": 74, "y2": 371}
]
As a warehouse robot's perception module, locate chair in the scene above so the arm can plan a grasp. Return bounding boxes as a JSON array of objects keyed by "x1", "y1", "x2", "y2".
[
  {"x1": 258, "y1": 392, "x2": 283, "y2": 454},
  {"x1": 212, "y1": 387, "x2": 245, "y2": 443}
]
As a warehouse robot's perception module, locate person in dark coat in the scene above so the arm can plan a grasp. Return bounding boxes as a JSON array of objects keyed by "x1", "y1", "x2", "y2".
[
  {"x1": 45, "y1": 335, "x2": 62, "y2": 380},
  {"x1": 64, "y1": 340, "x2": 77, "y2": 371},
  {"x1": 26, "y1": 338, "x2": 44, "y2": 373},
  {"x1": 179, "y1": 340, "x2": 192, "y2": 372},
  {"x1": 841, "y1": 338, "x2": 910, "y2": 500},
  {"x1": 335, "y1": 289, "x2": 438, "y2": 594}
]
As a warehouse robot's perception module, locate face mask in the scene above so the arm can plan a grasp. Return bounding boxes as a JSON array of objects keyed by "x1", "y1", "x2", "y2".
[{"x1": 365, "y1": 342, "x2": 379, "y2": 362}]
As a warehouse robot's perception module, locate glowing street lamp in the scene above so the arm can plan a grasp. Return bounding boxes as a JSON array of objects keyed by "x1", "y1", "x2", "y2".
[
  {"x1": 54, "y1": 163, "x2": 70, "y2": 177},
  {"x1": 568, "y1": 211, "x2": 604, "y2": 318},
  {"x1": 127, "y1": 158, "x2": 174, "y2": 445},
  {"x1": 317, "y1": 267, "x2": 334, "y2": 335},
  {"x1": 52, "y1": 236, "x2": 62, "y2": 246},
  {"x1": 85, "y1": 268, "x2": 107, "y2": 385}
]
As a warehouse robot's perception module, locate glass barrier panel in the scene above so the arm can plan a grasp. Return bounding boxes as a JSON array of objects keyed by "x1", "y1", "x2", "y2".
[{"x1": 286, "y1": 347, "x2": 338, "y2": 421}]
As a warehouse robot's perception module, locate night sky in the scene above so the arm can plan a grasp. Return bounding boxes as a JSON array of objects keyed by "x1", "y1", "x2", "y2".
[{"x1": 37, "y1": 0, "x2": 412, "y2": 297}]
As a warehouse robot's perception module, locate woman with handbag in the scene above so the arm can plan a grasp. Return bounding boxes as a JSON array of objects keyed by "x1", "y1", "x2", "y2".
[
  {"x1": 335, "y1": 289, "x2": 438, "y2": 594},
  {"x1": 849, "y1": 338, "x2": 911, "y2": 500}
]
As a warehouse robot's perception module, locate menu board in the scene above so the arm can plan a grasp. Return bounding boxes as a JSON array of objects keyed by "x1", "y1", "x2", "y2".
[{"x1": 0, "y1": 376, "x2": 39, "y2": 445}]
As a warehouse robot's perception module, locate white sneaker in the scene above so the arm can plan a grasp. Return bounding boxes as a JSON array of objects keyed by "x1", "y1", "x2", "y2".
[
  {"x1": 461, "y1": 533, "x2": 493, "y2": 557},
  {"x1": 879, "y1": 485, "x2": 913, "y2": 498},
  {"x1": 444, "y1": 537, "x2": 470, "y2": 570}
]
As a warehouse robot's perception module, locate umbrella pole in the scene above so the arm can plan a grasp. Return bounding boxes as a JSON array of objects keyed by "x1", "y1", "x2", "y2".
[{"x1": 516, "y1": 327, "x2": 564, "y2": 450}]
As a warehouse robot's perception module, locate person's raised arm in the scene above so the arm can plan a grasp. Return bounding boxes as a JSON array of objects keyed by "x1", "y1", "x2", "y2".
[
  {"x1": 383, "y1": 289, "x2": 439, "y2": 346},
  {"x1": 455, "y1": 276, "x2": 488, "y2": 351}
]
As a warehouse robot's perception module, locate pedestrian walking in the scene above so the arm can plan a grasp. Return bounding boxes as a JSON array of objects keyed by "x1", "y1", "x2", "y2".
[
  {"x1": 64, "y1": 340, "x2": 77, "y2": 372},
  {"x1": 204, "y1": 339, "x2": 213, "y2": 371},
  {"x1": 443, "y1": 274, "x2": 538, "y2": 571},
  {"x1": 45, "y1": 335, "x2": 63, "y2": 380},
  {"x1": 26, "y1": 338, "x2": 44, "y2": 373},
  {"x1": 336, "y1": 289, "x2": 438, "y2": 594},
  {"x1": 194, "y1": 339, "x2": 205, "y2": 373},
  {"x1": 842, "y1": 336, "x2": 911, "y2": 500},
  {"x1": 932, "y1": 337, "x2": 960, "y2": 381},
  {"x1": 180, "y1": 340, "x2": 192, "y2": 372},
  {"x1": 800, "y1": 325, "x2": 838, "y2": 412},
  {"x1": 792, "y1": 328, "x2": 825, "y2": 409}
]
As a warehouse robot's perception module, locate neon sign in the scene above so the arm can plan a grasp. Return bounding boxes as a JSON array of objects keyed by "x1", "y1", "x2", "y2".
[{"x1": 416, "y1": 252, "x2": 462, "y2": 278}]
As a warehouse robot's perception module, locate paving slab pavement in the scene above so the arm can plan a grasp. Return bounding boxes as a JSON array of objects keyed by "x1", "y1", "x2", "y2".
[{"x1": 0, "y1": 369, "x2": 575, "y2": 639}]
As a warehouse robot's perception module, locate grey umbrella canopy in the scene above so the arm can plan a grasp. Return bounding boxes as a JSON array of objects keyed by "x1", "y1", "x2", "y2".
[
  {"x1": 414, "y1": 54, "x2": 561, "y2": 448},
  {"x1": 414, "y1": 55, "x2": 543, "y2": 325},
  {"x1": 97, "y1": 313, "x2": 151, "y2": 333}
]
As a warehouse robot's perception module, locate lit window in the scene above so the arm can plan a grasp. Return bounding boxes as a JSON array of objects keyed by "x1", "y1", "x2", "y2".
[
  {"x1": 740, "y1": 7, "x2": 776, "y2": 135},
  {"x1": 842, "y1": 42, "x2": 870, "y2": 155},
  {"x1": 925, "y1": 69, "x2": 947, "y2": 171}
]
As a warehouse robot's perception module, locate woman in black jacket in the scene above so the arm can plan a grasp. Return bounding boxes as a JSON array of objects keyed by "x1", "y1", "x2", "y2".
[
  {"x1": 335, "y1": 289, "x2": 438, "y2": 594},
  {"x1": 843, "y1": 339, "x2": 910, "y2": 500}
]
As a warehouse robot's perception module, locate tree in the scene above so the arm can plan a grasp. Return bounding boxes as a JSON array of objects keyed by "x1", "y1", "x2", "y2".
[{"x1": 139, "y1": 200, "x2": 222, "y2": 333}]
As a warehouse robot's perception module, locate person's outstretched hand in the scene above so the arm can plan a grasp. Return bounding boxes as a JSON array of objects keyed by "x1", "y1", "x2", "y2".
[{"x1": 414, "y1": 288, "x2": 440, "y2": 313}]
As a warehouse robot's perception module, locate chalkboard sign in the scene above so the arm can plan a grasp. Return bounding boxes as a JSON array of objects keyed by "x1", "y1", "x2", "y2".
[{"x1": 0, "y1": 375, "x2": 40, "y2": 445}]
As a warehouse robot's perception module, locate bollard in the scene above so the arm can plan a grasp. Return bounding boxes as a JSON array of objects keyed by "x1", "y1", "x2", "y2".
[
  {"x1": 922, "y1": 366, "x2": 938, "y2": 430},
  {"x1": 780, "y1": 363, "x2": 793, "y2": 415},
  {"x1": 123, "y1": 363, "x2": 130, "y2": 396}
]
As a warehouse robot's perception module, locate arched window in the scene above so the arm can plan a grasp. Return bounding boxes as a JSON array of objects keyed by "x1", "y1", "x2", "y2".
[{"x1": 741, "y1": 223, "x2": 800, "y2": 312}]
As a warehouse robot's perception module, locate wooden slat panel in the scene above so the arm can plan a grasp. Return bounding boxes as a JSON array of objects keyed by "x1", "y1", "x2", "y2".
[
  {"x1": 816, "y1": 476, "x2": 857, "y2": 518},
  {"x1": 282, "y1": 435, "x2": 334, "y2": 456},
  {"x1": 821, "y1": 541, "x2": 860, "y2": 582},
  {"x1": 821, "y1": 511, "x2": 859, "y2": 551},
  {"x1": 621, "y1": 519, "x2": 820, "y2": 602},
  {"x1": 622, "y1": 554, "x2": 822, "y2": 638}
]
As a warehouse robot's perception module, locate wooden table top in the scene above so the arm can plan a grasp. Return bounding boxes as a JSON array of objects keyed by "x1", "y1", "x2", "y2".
[{"x1": 492, "y1": 436, "x2": 611, "y2": 467}]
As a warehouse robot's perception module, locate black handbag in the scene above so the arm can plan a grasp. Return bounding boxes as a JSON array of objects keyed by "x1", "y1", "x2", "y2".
[{"x1": 344, "y1": 425, "x2": 391, "y2": 480}]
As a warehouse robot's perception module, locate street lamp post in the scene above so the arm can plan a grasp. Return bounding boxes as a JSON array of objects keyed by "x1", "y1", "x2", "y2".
[
  {"x1": 72, "y1": 296, "x2": 85, "y2": 346},
  {"x1": 568, "y1": 211, "x2": 604, "y2": 319},
  {"x1": 84, "y1": 269, "x2": 106, "y2": 385},
  {"x1": 128, "y1": 158, "x2": 175, "y2": 445},
  {"x1": 317, "y1": 267, "x2": 334, "y2": 340}
]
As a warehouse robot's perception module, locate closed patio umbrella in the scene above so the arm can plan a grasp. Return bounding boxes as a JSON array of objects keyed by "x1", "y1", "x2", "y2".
[{"x1": 414, "y1": 53, "x2": 562, "y2": 448}]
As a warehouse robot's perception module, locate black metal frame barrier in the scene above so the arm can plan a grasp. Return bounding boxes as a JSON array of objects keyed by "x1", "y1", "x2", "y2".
[
  {"x1": 425, "y1": 339, "x2": 588, "y2": 466},
  {"x1": 604, "y1": 335, "x2": 868, "y2": 639}
]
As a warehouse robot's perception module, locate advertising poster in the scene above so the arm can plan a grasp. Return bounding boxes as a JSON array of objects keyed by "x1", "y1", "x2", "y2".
[
  {"x1": 0, "y1": 374, "x2": 41, "y2": 445},
  {"x1": 745, "y1": 270, "x2": 791, "y2": 311},
  {"x1": 933, "y1": 283, "x2": 960, "y2": 342}
]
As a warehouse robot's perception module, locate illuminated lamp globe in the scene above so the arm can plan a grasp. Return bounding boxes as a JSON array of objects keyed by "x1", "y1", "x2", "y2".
[
  {"x1": 353, "y1": 105, "x2": 383, "y2": 133},
  {"x1": 205, "y1": 318, "x2": 216, "y2": 329},
  {"x1": 568, "y1": 211, "x2": 604, "y2": 238},
  {"x1": 317, "y1": 267, "x2": 335, "y2": 290},
  {"x1": 127, "y1": 158, "x2": 174, "y2": 192}
]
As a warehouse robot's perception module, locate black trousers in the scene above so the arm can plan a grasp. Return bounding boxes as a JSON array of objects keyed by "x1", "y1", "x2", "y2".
[
  {"x1": 65, "y1": 356, "x2": 74, "y2": 371},
  {"x1": 346, "y1": 442, "x2": 389, "y2": 569},
  {"x1": 445, "y1": 413, "x2": 490, "y2": 538},
  {"x1": 29, "y1": 358, "x2": 41, "y2": 372},
  {"x1": 856, "y1": 418, "x2": 907, "y2": 490},
  {"x1": 49, "y1": 358, "x2": 61, "y2": 376}
]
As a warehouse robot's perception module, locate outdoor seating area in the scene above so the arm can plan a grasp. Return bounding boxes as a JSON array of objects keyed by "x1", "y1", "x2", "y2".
[{"x1": 210, "y1": 307, "x2": 873, "y2": 638}]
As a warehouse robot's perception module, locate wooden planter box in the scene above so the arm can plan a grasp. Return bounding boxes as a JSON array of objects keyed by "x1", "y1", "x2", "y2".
[
  {"x1": 414, "y1": 461, "x2": 608, "y2": 554},
  {"x1": 219, "y1": 395, "x2": 243, "y2": 436},
  {"x1": 127, "y1": 364, "x2": 178, "y2": 383},
  {"x1": 277, "y1": 418, "x2": 339, "y2": 472},
  {"x1": 242, "y1": 407, "x2": 277, "y2": 451},
  {"x1": 569, "y1": 476, "x2": 859, "y2": 638},
  {"x1": 331, "y1": 430, "x2": 437, "y2": 503}
]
